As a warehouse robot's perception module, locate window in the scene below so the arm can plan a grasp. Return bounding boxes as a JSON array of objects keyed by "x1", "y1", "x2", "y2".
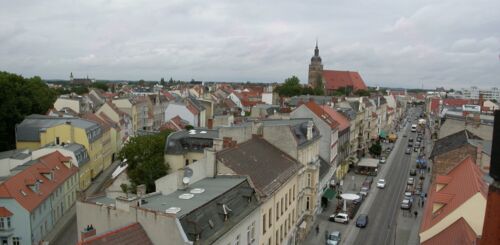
[
  {"x1": 234, "y1": 234, "x2": 240, "y2": 245},
  {"x1": 281, "y1": 197, "x2": 284, "y2": 215},
  {"x1": 288, "y1": 189, "x2": 292, "y2": 205},
  {"x1": 247, "y1": 222, "x2": 255, "y2": 244},
  {"x1": 13, "y1": 237, "x2": 20, "y2": 245},
  {"x1": 292, "y1": 185, "x2": 296, "y2": 201},
  {"x1": 276, "y1": 203, "x2": 279, "y2": 221},
  {"x1": 0, "y1": 218, "x2": 3, "y2": 229},
  {"x1": 268, "y1": 208, "x2": 272, "y2": 228},
  {"x1": 56, "y1": 137, "x2": 60, "y2": 145},
  {"x1": 7, "y1": 217, "x2": 11, "y2": 228},
  {"x1": 262, "y1": 214, "x2": 266, "y2": 234},
  {"x1": 306, "y1": 197, "x2": 310, "y2": 211},
  {"x1": 185, "y1": 159, "x2": 189, "y2": 166},
  {"x1": 307, "y1": 173, "x2": 312, "y2": 187},
  {"x1": 275, "y1": 230, "x2": 279, "y2": 245},
  {"x1": 285, "y1": 194, "x2": 288, "y2": 210}
]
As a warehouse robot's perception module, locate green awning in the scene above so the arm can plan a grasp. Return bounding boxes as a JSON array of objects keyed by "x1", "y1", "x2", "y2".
[
  {"x1": 322, "y1": 188, "x2": 336, "y2": 200},
  {"x1": 379, "y1": 130, "x2": 387, "y2": 138}
]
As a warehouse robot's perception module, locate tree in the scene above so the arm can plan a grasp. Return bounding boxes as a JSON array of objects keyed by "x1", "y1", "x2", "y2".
[
  {"x1": 274, "y1": 76, "x2": 303, "y2": 97},
  {"x1": 90, "y1": 81, "x2": 108, "y2": 91},
  {"x1": 138, "y1": 79, "x2": 145, "y2": 86},
  {"x1": 369, "y1": 141, "x2": 382, "y2": 156},
  {"x1": 120, "y1": 183, "x2": 129, "y2": 197},
  {"x1": 118, "y1": 131, "x2": 171, "y2": 193},
  {"x1": 354, "y1": 89, "x2": 370, "y2": 96},
  {"x1": 160, "y1": 78, "x2": 165, "y2": 86},
  {"x1": 71, "y1": 85, "x2": 89, "y2": 95},
  {"x1": 168, "y1": 77, "x2": 174, "y2": 83},
  {"x1": 185, "y1": 125, "x2": 194, "y2": 130},
  {"x1": 0, "y1": 71, "x2": 57, "y2": 151}
]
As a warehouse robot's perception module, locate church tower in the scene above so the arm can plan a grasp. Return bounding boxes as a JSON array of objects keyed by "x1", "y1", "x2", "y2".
[{"x1": 308, "y1": 41, "x2": 323, "y2": 88}]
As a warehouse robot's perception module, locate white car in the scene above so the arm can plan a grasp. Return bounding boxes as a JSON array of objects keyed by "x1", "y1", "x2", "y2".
[
  {"x1": 377, "y1": 179, "x2": 386, "y2": 188},
  {"x1": 330, "y1": 213, "x2": 349, "y2": 224}
]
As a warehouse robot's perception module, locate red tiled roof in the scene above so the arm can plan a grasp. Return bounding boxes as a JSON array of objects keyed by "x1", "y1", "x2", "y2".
[
  {"x1": 442, "y1": 98, "x2": 471, "y2": 107},
  {"x1": 302, "y1": 101, "x2": 339, "y2": 129},
  {"x1": 422, "y1": 218, "x2": 479, "y2": 245},
  {"x1": 421, "y1": 156, "x2": 487, "y2": 234},
  {"x1": 163, "y1": 91, "x2": 176, "y2": 101},
  {"x1": 79, "y1": 223, "x2": 153, "y2": 245},
  {"x1": 160, "y1": 116, "x2": 187, "y2": 132},
  {"x1": 186, "y1": 104, "x2": 200, "y2": 115},
  {"x1": 323, "y1": 70, "x2": 367, "y2": 91},
  {"x1": 0, "y1": 151, "x2": 78, "y2": 212},
  {"x1": 435, "y1": 175, "x2": 452, "y2": 185},
  {"x1": 430, "y1": 98, "x2": 440, "y2": 114},
  {"x1": 0, "y1": 207, "x2": 13, "y2": 217},
  {"x1": 320, "y1": 105, "x2": 350, "y2": 131}
]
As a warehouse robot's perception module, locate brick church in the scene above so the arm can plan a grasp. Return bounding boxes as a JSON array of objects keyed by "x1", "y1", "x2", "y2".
[{"x1": 308, "y1": 42, "x2": 367, "y2": 95}]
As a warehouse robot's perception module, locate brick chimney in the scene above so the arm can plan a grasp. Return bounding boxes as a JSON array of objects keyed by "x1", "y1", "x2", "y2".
[{"x1": 481, "y1": 110, "x2": 500, "y2": 245}]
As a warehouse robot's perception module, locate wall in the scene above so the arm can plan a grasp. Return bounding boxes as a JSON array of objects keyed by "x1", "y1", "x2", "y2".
[
  {"x1": 213, "y1": 207, "x2": 260, "y2": 245},
  {"x1": 219, "y1": 125, "x2": 253, "y2": 144},
  {"x1": 76, "y1": 202, "x2": 187, "y2": 245},
  {"x1": 164, "y1": 104, "x2": 196, "y2": 126},
  {"x1": 262, "y1": 126, "x2": 297, "y2": 160},
  {"x1": 15, "y1": 141, "x2": 41, "y2": 151},
  {"x1": 419, "y1": 192, "x2": 486, "y2": 243},
  {"x1": 54, "y1": 98, "x2": 80, "y2": 113},
  {"x1": 0, "y1": 199, "x2": 31, "y2": 245},
  {"x1": 432, "y1": 145, "x2": 477, "y2": 180},
  {"x1": 290, "y1": 106, "x2": 332, "y2": 165}
]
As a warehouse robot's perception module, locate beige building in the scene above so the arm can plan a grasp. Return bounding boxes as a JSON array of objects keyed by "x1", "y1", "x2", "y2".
[
  {"x1": 77, "y1": 155, "x2": 260, "y2": 245},
  {"x1": 112, "y1": 96, "x2": 152, "y2": 134}
]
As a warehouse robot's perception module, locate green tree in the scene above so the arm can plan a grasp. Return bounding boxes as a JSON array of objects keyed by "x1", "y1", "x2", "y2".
[
  {"x1": 274, "y1": 76, "x2": 303, "y2": 97},
  {"x1": 354, "y1": 89, "x2": 370, "y2": 96},
  {"x1": 0, "y1": 71, "x2": 57, "y2": 151},
  {"x1": 160, "y1": 78, "x2": 165, "y2": 86},
  {"x1": 138, "y1": 79, "x2": 145, "y2": 86},
  {"x1": 90, "y1": 81, "x2": 108, "y2": 91},
  {"x1": 71, "y1": 85, "x2": 89, "y2": 95},
  {"x1": 118, "y1": 131, "x2": 171, "y2": 193},
  {"x1": 169, "y1": 77, "x2": 174, "y2": 83},
  {"x1": 369, "y1": 141, "x2": 382, "y2": 156}
]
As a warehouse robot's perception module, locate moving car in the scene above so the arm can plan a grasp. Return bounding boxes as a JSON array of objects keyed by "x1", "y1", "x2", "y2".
[
  {"x1": 401, "y1": 199, "x2": 412, "y2": 209},
  {"x1": 356, "y1": 214, "x2": 369, "y2": 228},
  {"x1": 405, "y1": 148, "x2": 412, "y2": 155},
  {"x1": 331, "y1": 213, "x2": 349, "y2": 224},
  {"x1": 377, "y1": 179, "x2": 386, "y2": 188},
  {"x1": 326, "y1": 231, "x2": 341, "y2": 245}
]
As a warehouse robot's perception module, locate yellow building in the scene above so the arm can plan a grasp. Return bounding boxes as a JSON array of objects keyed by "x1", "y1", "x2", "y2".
[
  {"x1": 112, "y1": 96, "x2": 152, "y2": 134},
  {"x1": 15, "y1": 114, "x2": 105, "y2": 190}
]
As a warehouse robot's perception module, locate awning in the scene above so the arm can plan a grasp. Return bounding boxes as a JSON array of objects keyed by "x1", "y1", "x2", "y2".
[
  {"x1": 322, "y1": 188, "x2": 336, "y2": 200},
  {"x1": 389, "y1": 133, "x2": 397, "y2": 140},
  {"x1": 379, "y1": 130, "x2": 387, "y2": 138}
]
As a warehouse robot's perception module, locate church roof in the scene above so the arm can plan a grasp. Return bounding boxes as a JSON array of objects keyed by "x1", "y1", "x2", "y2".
[{"x1": 323, "y1": 70, "x2": 367, "y2": 91}]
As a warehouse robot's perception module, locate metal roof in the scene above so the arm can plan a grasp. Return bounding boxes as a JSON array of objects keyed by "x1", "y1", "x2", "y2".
[{"x1": 164, "y1": 129, "x2": 218, "y2": 154}]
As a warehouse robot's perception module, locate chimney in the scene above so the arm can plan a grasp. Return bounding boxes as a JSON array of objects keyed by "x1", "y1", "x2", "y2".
[
  {"x1": 81, "y1": 225, "x2": 96, "y2": 241},
  {"x1": 307, "y1": 121, "x2": 313, "y2": 140},
  {"x1": 480, "y1": 110, "x2": 500, "y2": 245},
  {"x1": 207, "y1": 119, "x2": 213, "y2": 129},
  {"x1": 136, "y1": 184, "x2": 146, "y2": 197},
  {"x1": 213, "y1": 138, "x2": 223, "y2": 151}
]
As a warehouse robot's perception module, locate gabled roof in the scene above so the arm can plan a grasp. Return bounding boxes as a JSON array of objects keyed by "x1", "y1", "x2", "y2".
[
  {"x1": 323, "y1": 70, "x2": 367, "y2": 91},
  {"x1": 0, "y1": 151, "x2": 78, "y2": 212},
  {"x1": 430, "y1": 130, "x2": 480, "y2": 159},
  {"x1": 0, "y1": 207, "x2": 13, "y2": 217},
  {"x1": 320, "y1": 105, "x2": 350, "y2": 131},
  {"x1": 82, "y1": 113, "x2": 111, "y2": 132},
  {"x1": 216, "y1": 137, "x2": 303, "y2": 198},
  {"x1": 302, "y1": 101, "x2": 339, "y2": 130},
  {"x1": 442, "y1": 98, "x2": 471, "y2": 107},
  {"x1": 422, "y1": 218, "x2": 479, "y2": 245},
  {"x1": 420, "y1": 156, "x2": 487, "y2": 233},
  {"x1": 79, "y1": 223, "x2": 153, "y2": 245}
]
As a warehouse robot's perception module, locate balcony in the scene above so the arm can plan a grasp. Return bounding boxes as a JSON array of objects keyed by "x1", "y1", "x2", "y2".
[{"x1": 0, "y1": 227, "x2": 14, "y2": 236}]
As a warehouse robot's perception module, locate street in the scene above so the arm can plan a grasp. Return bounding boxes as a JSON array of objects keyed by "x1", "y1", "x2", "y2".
[{"x1": 50, "y1": 160, "x2": 122, "y2": 245}]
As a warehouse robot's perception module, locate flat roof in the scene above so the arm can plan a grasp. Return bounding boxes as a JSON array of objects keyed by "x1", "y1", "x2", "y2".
[{"x1": 141, "y1": 177, "x2": 246, "y2": 218}]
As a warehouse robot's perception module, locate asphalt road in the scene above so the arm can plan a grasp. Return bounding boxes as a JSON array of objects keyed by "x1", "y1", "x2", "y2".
[{"x1": 354, "y1": 107, "x2": 421, "y2": 245}]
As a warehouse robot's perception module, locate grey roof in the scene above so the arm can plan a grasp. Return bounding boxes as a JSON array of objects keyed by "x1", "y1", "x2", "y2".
[
  {"x1": 16, "y1": 114, "x2": 102, "y2": 143},
  {"x1": 260, "y1": 119, "x2": 321, "y2": 146},
  {"x1": 439, "y1": 117, "x2": 494, "y2": 140},
  {"x1": 89, "y1": 177, "x2": 259, "y2": 245},
  {"x1": 0, "y1": 149, "x2": 31, "y2": 160},
  {"x1": 165, "y1": 129, "x2": 219, "y2": 154},
  {"x1": 347, "y1": 101, "x2": 360, "y2": 113},
  {"x1": 45, "y1": 143, "x2": 90, "y2": 167},
  {"x1": 217, "y1": 137, "x2": 303, "y2": 198},
  {"x1": 288, "y1": 95, "x2": 334, "y2": 107},
  {"x1": 469, "y1": 140, "x2": 492, "y2": 156},
  {"x1": 336, "y1": 107, "x2": 356, "y2": 121},
  {"x1": 430, "y1": 130, "x2": 480, "y2": 159}
]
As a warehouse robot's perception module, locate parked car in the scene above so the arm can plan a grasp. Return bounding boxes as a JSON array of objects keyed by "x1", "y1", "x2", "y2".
[
  {"x1": 360, "y1": 186, "x2": 370, "y2": 196},
  {"x1": 353, "y1": 193, "x2": 364, "y2": 204},
  {"x1": 379, "y1": 157, "x2": 386, "y2": 164},
  {"x1": 331, "y1": 213, "x2": 349, "y2": 224},
  {"x1": 326, "y1": 231, "x2": 341, "y2": 245},
  {"x1": 408, "y1": 142, "x2": 413, "y2": 147},
  {"x1": 377, "y1": 179, "x2": 386, "y2": 188},
  {"x1": 401, "y1": 199, "x2": 412, "y2": 209},
  {"x1": 409, "y1": 138, "x2": 414, "y2": 142},
  {"x1": 356, "y1": 214, "x2": 369, "y2": 228},
  {"x1": 407, "y1": 177, "x2": 415, "y2": 185},
  {"x1": 403, "y1": 134, "x2": 407, "y2": 137},
  {"x1": 405, "y1": 148, "x2": 412, "y2": 155},
  {"x1": 409, "y1": 169, "x2": 417, "y2": 176},
  {"x1": 404, "y1": 191, "x2": 413, "y2": 200}
]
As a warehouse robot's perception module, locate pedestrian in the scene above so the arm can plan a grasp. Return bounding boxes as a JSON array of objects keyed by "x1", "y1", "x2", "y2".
[
  {"x1": 414, "y1": 211, "x2": 418, "y2": 218},
  {"x1": 316, "y1": 225, "x2": 319, "y2": 235},
  {"x1": 427, "y1": 166, "x2": 430, "y2": 173}
]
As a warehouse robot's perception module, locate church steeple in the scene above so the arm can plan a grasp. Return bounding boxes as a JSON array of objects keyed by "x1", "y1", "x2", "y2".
[
  {"x1": 308, "y1": 40, "x2": 323, "y2": 88},
  {"x1": 314, "y1": 39, "x2": 319, "y2": 56}
]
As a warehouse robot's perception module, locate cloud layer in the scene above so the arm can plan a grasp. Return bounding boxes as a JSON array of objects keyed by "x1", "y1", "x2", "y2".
[{"x1": 1, "y1": 0, "x2": 499, "y2": 88}]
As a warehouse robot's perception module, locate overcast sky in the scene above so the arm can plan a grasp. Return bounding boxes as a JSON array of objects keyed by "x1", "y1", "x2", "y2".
[{"x1": 1, "y1": 0, "x2": 499, "y2": 89}]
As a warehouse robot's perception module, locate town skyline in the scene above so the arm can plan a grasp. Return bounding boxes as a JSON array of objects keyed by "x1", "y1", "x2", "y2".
[{"x1": 1, "y1": 0, "x2": 499, "y2": 89}]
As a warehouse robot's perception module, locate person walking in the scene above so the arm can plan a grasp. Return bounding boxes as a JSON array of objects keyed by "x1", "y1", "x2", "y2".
[
  {"x1": 414, "y1": 211, "x2": 418, "y2": 218},
  {"x1": 316, "y1": 225, "x2": 319, "y2": 235}
]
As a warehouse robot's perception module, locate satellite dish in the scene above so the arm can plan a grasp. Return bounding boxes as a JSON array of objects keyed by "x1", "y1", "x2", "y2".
[{"x1": 182, "y1": 167, "x2": 193, "y2": 185}]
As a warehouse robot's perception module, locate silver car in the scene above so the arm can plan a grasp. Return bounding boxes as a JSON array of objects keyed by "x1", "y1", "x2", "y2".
[{"x1": 326, "y1": 231, "x2": 341, "y2": 245}]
